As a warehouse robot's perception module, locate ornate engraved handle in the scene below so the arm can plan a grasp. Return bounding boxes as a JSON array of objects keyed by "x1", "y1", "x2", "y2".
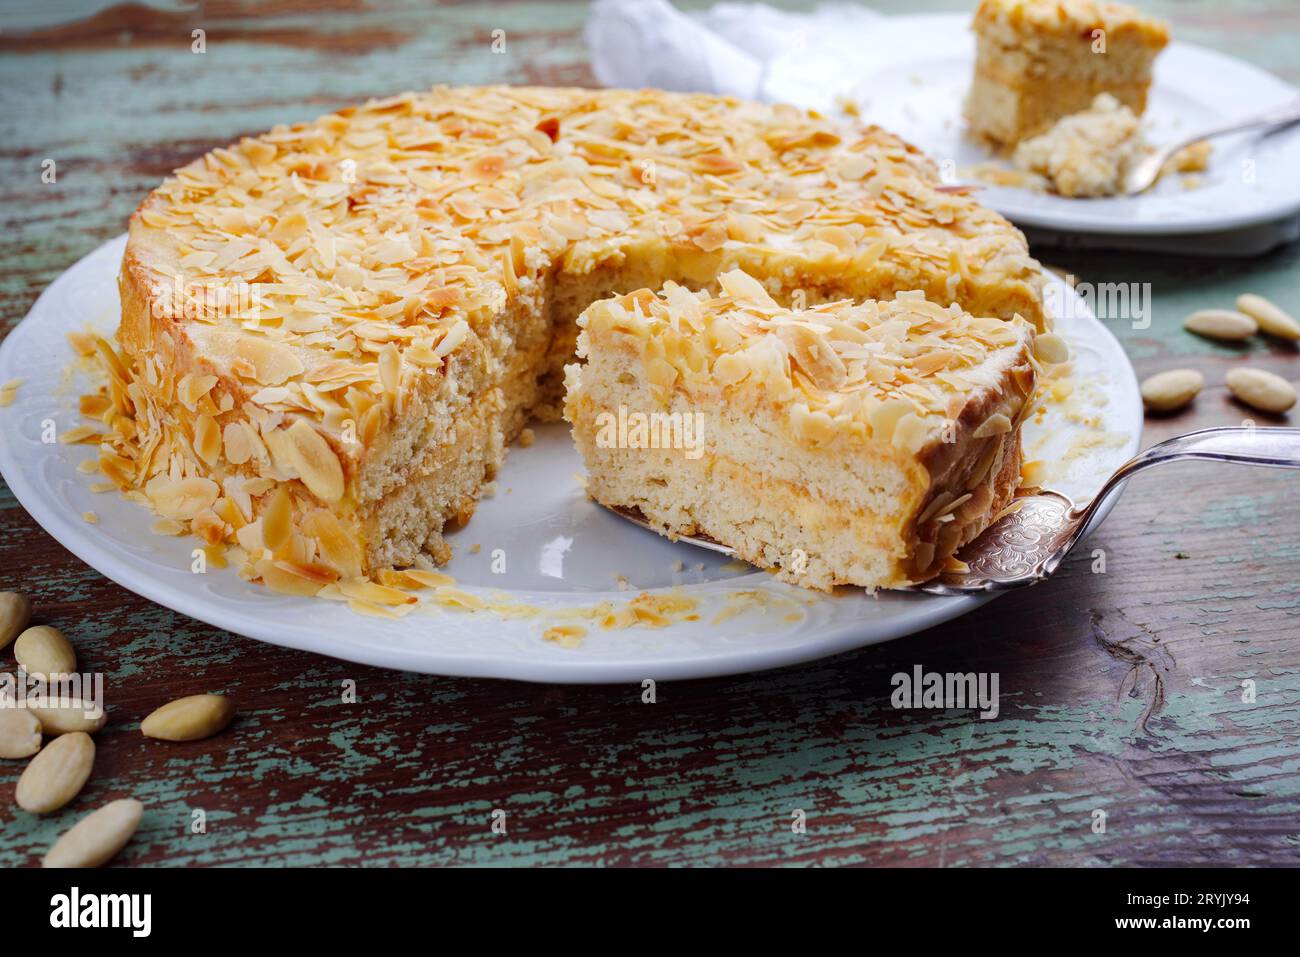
[{"x1": 1065, "y1": 426, "x2": 1300, "y2": 550}]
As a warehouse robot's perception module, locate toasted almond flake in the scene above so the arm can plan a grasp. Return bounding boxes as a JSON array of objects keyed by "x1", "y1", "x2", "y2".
[
  {"x1": 147, "y1": 475, "x2": 220, "y2": 520},
  {"x1": 337, "y1": 577, "x2": 417, "y2": 606},
  {"x1": 258, "y1": 558, "x2": 325, "y2": 596},
  {"x1": 273, "y1": 558, "x2": 339, "y2": 586},
  {"x1": 1020, "y1": 459, "x2": 1047, "y2": 487},
  {"x1": 399, "y1": 568, "x2": 456, "y2": 588},
  {"x1": 223, "y1": 420, "x2": 252, "y2": 464},
  {"x1": 283, "y1": 419, "x2": 345, "y2": 504},
  {"x1": 194, "y1": 413, "x2": 221, "y2": 464},
  {"x1": 433, "y1": 585, "x2": 486, "y2": 611},
  {"x1": 1033, "y1": 332, "x2": 1070, "y2": 364},
  {"x1": 58, "y1": 426, "x2": 102, "y2": 445},
  {"x1": 542, "y1": 624, "x2": 586, "y2": 648},
  {"x1": 972, "y1": 412, "x2": 1012, "y2": 437},
  {"x1": 261, "y1": 485, "x2": 293, "y2": 553},
  {"x1": 235, "y1": 337, "x2": 305, "y2": 385}
]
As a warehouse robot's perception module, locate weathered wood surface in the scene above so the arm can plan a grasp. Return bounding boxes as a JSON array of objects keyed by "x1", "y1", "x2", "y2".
[{"x1": 1, "y1": 0, "x2": 1299, "y2": 867}]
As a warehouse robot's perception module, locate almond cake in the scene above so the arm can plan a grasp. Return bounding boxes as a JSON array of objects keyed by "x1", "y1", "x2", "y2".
[
  {"x1": 964, "y1": 0, "x2": 1169, "y2": 149},
  {"x1": 565, "y1": 271, "x2": 1038, "y2": 591},
  {"x1": 82, "y1": 85, "x2": 1046, "y2": 597}
]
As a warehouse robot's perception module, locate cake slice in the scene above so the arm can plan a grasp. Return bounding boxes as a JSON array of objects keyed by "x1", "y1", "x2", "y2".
[
  {"x1": 964, "y1": 0, "x2": 1169, "y2": 148},
  {"x1": 564, "y1": 271, "x2": 1039, "y2": 591}
]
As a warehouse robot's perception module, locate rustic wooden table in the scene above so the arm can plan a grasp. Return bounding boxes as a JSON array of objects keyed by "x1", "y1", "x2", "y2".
[{"x1": 2, "y1": 0, "x2": 1298, "y2": 867}]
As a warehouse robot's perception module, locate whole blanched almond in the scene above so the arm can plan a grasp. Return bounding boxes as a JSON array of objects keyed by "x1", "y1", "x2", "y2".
[
  {"x1": 1226, "y1": 367, "x2": 1297, "y2": 413},
  {"x1": 1237, "y1": 294, "x2": 1300, "y2": 340},
  {"x1": 1184, "y1": 309, "x2": 1257, "y2": 341},
  {"x1": 24, "y1": 697, "x2": 106, "y2": 735},
  {"x1": 0, "y1": 707, "x2": 42, "y2": 759},
  {"x1": 141, "y1": 694, "x2": 235, "y2": 742},
  {"x1": 43, "y1": 799, "x2": 144, "y2": 868},
  {"x1": 14, "y1": 625, "x2": 76, "y2": 677},
  {"x1": 1141, "y1": 368, "x2": 1203, "y2": 412},
  {"x1": 16, "y1": 732, "x2": 94, "y2": 813},
  {"x1": 0, "y1": 592, "x2": 31, "y2": 649}
]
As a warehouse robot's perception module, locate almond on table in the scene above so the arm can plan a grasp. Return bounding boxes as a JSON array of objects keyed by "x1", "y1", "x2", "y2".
[
  {"x1": 0, "y1": 708, "x2": 42, "y2": 760},
  {"x1": 1225, "y1": 367, "x2": 1297, "y2": 414},
  {"x1": 14, "y1": 624, "x2": 77, "y2": 677},
  {"x1": 1184, "y1": 309, "x2": 1258, "y2": 341},
  {"x1": 43, "y1": 799, "x2": 144, "y2": 869},
  {"x1": 1236, "y1": 293, "x2": 1300, "y2": 340},
  {"x1": 1141, "y1": 369, "x2": 1204, "y2": 413},
  {"x1": 0, "y1": 591, "x2": 31, "y2": 649},
  {"x1": 15, "y1": 732, "x2": 95, "y2": 814},
  {"x1": 140, "y1": 694, "x2": 235, "y2": 742}
]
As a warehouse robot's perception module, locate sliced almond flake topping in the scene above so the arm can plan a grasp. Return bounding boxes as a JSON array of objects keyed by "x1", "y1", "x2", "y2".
[{"x1": 282, "y1": 419, "x2": 345, "y2": 504}]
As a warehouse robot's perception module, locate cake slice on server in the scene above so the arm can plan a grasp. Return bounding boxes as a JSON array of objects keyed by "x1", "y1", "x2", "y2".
[
  {"x1": 564, "y1": 271, "x2": 1040, "y2": 591},
  {"x1": 964, "y1": 0, "x2": 1169, "y2": 148}
]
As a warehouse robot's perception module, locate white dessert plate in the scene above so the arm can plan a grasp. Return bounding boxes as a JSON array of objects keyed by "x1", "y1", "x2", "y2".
[
  {"x1": 764, "y1": 13, "x2": 1300, "y2": 235},
  {"x1": 0, "y1": 235, "x2": 1141, "y2": 682}
]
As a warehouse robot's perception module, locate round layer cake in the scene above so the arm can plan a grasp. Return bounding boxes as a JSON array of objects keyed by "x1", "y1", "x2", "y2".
[{"x1": 85, "y1": 85, "x2": 1045, "y2": 596}]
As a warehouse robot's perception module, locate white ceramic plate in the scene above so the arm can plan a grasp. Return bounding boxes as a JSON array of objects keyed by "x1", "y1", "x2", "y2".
[
  {"x1": 764, "y1": 14, "x2": 1300, "y2": 235},
  {"x1": 0, "y1": 236, "x2": 1141, "y2": 682}
]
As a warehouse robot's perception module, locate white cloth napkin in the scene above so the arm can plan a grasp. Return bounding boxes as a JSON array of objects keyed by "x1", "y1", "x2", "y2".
[{"x1": 585, "y1": 0, "x2": 882, "y2": 101}]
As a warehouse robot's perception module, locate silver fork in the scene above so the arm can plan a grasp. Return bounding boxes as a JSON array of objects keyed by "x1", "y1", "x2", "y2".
[
  {"x1": 605, "y1": 427, "x2": 1300, "y2": 595},
  {"x1": 1123, "y1": 99, "x2": 1300, "y2": 196}
]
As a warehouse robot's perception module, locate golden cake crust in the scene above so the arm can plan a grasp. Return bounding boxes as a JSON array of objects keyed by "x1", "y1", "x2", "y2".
[
  {"x1": 93, "y1": 85, "x2": 1046, "y2": 596},
  {"x1": 974, "y1": 0, "x2": 1169, "y2": 44}
]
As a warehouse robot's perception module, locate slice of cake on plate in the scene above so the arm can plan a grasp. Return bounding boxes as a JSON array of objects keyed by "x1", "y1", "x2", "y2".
[
  {"x1": 564, "y1": 270, "x2": 1039, "y2": 591},
  {"x1": 964, "y1": 0, "x2": 1169, "y2": 149}
]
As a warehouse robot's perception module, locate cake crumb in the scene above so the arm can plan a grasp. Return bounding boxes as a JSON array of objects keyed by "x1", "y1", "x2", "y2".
[
  {"x1": 82, "y1": 511, "x2": 98, "y2": 524},
  {"x1": 543, "y1": 624, "x2": 586, "y2": 648},
  {"x1": 1012, "y1": 94, "x2": 1142, "y2": 198},
  {"x1": 518, "y1": 427, "x2": 536, "y2": 448},
  {"x1": 470, "y1": 543, "x2": 482, "y2": 554},
  {"x1": 671, "y1": 559, "x2": 685, "y2": 573},
  {"x1": 0, "y1": 377, "x2": 23, "y2": 406}
]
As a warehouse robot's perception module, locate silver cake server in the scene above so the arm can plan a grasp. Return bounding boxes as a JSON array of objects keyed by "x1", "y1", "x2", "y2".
[{"x1": 604, "y1": 427, "x2": 1300, "y2": 595}]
